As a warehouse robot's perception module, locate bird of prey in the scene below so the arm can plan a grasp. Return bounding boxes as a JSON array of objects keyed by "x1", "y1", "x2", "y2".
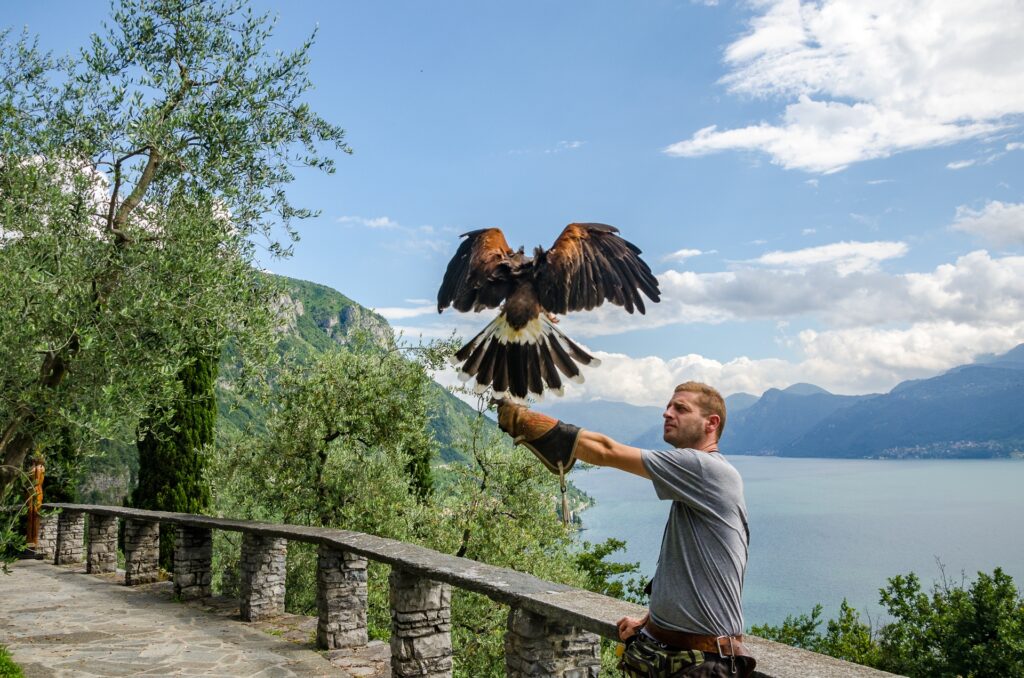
[{"x1": 437, "y1": 223, "x2": 660, "y2": 401}]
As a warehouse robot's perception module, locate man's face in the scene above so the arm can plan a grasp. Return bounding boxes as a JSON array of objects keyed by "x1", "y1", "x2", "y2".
[{"x1": 662, "y1": 390, "x2": 710, "y2": 449}]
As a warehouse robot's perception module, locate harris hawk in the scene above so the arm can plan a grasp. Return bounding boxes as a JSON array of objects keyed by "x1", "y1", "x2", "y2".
[{"x1": 437, "y1": 223, "x2": 660, "y2": 401}]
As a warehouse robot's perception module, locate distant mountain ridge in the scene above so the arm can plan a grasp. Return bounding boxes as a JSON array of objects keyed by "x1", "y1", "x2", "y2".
[{"x1": 539, "y1": 345, "x2": 1024, "y2": 460}]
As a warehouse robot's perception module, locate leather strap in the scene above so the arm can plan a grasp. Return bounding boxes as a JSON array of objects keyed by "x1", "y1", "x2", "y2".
[{"x1": 644, "y1": 619, "x2": 753, "y2": 659}]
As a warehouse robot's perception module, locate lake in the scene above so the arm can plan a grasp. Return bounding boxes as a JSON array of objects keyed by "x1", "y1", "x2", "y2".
[{"x1": 569, "y1": 456, "x2": 1024, "y2": 628}]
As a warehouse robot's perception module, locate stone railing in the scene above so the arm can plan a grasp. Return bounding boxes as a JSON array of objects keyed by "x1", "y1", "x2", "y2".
[{"x1": 38, "y1": 503, "x2": 899, "y2": 678}]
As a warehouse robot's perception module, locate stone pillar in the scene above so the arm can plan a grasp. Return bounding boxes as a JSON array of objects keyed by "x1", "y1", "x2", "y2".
[
  {"x1": 123, "y1": 519, "x2": 160, "y2": 585},
  {"x1": 316, "y1": 544, "x2": 368, "y2": 649},
  {"x1": 239, "y1": 533, "x2": 287, "y2": 621},
  {"x1": 389, "y1": 567, "x2": 452, "y2": 678},
  {"x1": 55, "y1": 510, "x2": 85, "y2": 565},
  {"x1": 35, "y1": 512, "x2": 58, "y2": 562},
  {"x1": 87, "y1": 514, "x2": 119, "y2": 574},
  {"x1": 174, "y1": 525, "x2": 213, "y2": 600},
  {"x1": 504, "y1": 608, "x2": 601, "y2": 678}
]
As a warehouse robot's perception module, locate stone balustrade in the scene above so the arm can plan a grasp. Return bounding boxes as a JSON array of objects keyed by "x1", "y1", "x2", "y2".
[{"x1": 40, "y1": 503, "x2": 899, "y2": 678}]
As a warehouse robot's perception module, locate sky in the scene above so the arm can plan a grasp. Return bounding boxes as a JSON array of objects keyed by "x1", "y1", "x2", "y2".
[{"x1": 8, "y1": 0, "x2": 1024, "y2": 406}]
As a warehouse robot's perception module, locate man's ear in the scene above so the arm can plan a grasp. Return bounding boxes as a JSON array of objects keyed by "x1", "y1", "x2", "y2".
[{"x1": 706, "y1": 414, "x2": 721, "y2": 435}]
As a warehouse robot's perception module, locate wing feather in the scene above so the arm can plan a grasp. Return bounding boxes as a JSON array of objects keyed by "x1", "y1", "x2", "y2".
[
  {"x1": 437, "y1": 228, "x2": 519, "y2": 313},
  {"x1": 536, "y1": 223, "x2": 660, "y2": 315}
]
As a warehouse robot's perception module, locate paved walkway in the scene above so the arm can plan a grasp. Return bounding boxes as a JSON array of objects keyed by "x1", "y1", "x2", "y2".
[{"x1": 0, "y1": 560, "x2": 389, "y2": 677}]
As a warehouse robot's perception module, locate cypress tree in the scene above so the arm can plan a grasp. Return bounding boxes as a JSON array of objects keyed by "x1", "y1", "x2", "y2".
[{"x1": 132, "y1": 350, "x2": 216, "y2": 568}]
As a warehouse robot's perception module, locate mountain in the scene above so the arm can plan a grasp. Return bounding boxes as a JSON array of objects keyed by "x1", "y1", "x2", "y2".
[
  {"x1": 531, "y1": 343, "x2": 1024, "y2": 460},
  {"x1": 540, "y1": 399, "x2": 663, "y2": 444},
  {"x1": 82, "y1": 275, "x2": 482, "y2": 503},
  {"x1": 786, "y1": 363, "x2": 1024, "y2": 458},
  {"x1": 724, "y1": 387, "x2": 874, "y2": 455},
  {"x1": 234, "y1": 275, "x2": 482, "y2": 463},
  {"x1": 725, "y1": 392, "x2": 759, "y2": 413}
]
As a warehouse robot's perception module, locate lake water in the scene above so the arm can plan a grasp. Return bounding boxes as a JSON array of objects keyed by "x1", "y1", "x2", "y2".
[{"x1": 570, "y1": 456, "x2": 1024, "y2": 628}]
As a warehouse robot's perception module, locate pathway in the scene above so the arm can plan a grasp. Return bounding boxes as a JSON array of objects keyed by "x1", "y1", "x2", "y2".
[{"x1": 0, "y1": 559, "x2": 389, "y2": 677}]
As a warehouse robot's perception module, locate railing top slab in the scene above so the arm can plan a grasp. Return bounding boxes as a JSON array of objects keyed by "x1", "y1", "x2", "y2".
[{"x1": 45, "y1": 502, "x2": 641, "y2": 639}]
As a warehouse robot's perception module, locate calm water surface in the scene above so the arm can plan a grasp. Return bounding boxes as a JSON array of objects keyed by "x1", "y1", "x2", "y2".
[{"x1": 570, "y1": 456, "x2": 1024, "y2": 628}]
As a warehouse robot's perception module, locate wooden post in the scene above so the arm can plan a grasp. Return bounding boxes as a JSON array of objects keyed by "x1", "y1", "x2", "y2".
[{"x1": 25, "y1": 460, "x2": 44, "y2": 547}]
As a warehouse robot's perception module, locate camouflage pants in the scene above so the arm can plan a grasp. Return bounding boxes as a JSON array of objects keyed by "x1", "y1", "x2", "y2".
[{"x1": 620, "y1": 633, "x2": 755, "y2": 678}]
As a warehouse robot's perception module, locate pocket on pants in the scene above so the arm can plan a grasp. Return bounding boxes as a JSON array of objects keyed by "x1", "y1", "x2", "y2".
[{"x1": 619, "y1": 634, "x2": 704, "y2": 677}]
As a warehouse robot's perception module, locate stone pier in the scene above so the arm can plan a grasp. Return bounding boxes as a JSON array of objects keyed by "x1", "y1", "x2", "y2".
[
  {"x1": 174, "y1": 525, "x2": 213, "y2": 600},
  {"x1": 316, "y1": 544, "x2": 368, "y2": 649},
  {"x1": 124, "y1": 519, "x2": 160, "y2": 585},
  {"x1": 35, "y1": 511, "x2": 58, "y2": 562},
  {"x1": 505, "y1": 607, "x2": 601, "y2": 678},
  {"x1": 55, "y1": 510, "x2": 85, "y2": 565},
  {"x1": 389, "y1": 567, "x2": 452, "y2": 678},
  {"x1": 87, "y1": 514, "x2": 119, "y2": 574},
  {"x1": 239, "y1": 533, "x2": 287, "y2": 621}
]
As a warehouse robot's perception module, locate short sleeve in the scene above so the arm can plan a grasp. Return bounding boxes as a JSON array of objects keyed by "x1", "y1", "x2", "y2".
[{"x1": 641, "y1": 448, "x2": 707, "y2": 505}]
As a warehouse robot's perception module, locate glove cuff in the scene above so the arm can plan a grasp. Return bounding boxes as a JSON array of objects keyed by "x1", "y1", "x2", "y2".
[{"x1": 518, "y1": 421, "x2": 581, "y2": 475}]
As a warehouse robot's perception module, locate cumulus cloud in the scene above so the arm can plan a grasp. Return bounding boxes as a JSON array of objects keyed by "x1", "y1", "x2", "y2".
[
  {"x1": 665, "y1": 0, "x2": 1024, "y2": 172},
  {"x1": 556, "y1": 320, "x2": 1024, "y2": 404},
  {"x1": 950, "y1": 201, "x2": 1024, "y2": 246}
]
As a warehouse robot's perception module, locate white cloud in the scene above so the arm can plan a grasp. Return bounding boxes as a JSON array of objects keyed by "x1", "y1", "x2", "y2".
[
  {"x1": 951, "y1": 201, "x2": 1024, "y2": 246},
  {"x1": 557, "y1": 320, "x2": 1024, "y2": 405},
  {"x1": 375, "y1": 304, "x2": 438, "y2": 320},
  {"x1": 805, "y1": 178, "x2": 819, "y2": 188},
  {"x1": 866, "y1": 179, "x2": 894, "y2": 185},
  {"x1": 337, "y1": 215, "x2": 401, "y2": 229},
  {"x1": 746, "y1": 240, "x2": 907, "y2": 274},
  {"x1": 1007, "y1": 142, "x2": 1024, "y2": 151},
  {"x1": 665, "y1": 0, "x2": 1024, "y2": 172},
  {"x1": 662, "y1": 247, "x2": 715, "y2": 262},
  {"x1": 947, "y1": 159, "x2": 977, "y2": 170},
  {"x1": 802, "y1": 228, "x2": 816, "y2": 235}
]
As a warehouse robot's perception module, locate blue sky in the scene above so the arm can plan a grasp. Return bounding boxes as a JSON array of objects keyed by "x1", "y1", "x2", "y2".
[{"x1": 10, "y1": 0, "x2": 1024, "y2": 404}]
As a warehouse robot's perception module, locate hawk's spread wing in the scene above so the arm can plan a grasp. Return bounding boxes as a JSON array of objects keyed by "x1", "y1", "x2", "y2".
[
  {"x1": 437, "y1": 228, "x2": 519, "y2": 313},
  {"x1": 536, "y1": 223, "x2": 660, "y2": 314}
]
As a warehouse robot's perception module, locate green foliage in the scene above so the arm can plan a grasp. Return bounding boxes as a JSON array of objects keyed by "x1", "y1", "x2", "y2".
[
  {"x1": 0, "y1": 0, "x2": 349, "y2": 492},
  {"x1": 754, "y1": 568, "x2": 1024, "y2": 677},
  {"x1": 132, "y1": 350, "x2": 216, "y2": 567},
  {"x1": 878, "y1": 568, "x2": 1024, "y2": 678},
  {"x1": 0, "y1": 644, "x2": 25, "y2": 678},
  {"x1": 208, "y1": 338, "x2": 638, "y2": 677},
  {"x1": 574, "y1": 538, "x2": 648, "y2": 604}
]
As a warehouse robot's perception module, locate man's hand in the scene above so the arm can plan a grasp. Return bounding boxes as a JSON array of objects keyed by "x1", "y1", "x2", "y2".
[{"x1": 617, "y1": 613, "x2": 649, "y2": 642}]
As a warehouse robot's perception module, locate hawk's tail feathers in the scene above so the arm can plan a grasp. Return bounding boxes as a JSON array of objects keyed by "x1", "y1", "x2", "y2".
[{"x1": 453, "y1": 313, "x2": 600, "y2": 401}]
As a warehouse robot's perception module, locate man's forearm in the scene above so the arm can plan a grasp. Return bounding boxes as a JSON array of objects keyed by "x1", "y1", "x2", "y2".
[{"x1": 576, "y1": 430, "x2": 650, "y2": 478}]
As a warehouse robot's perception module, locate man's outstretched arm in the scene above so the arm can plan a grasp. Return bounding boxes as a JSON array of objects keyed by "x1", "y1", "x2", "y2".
[
  {"x1": 575, "y1": 430, "x2": 649, "y2": 479},
  {"x1": 496, "y1": 400, "x2": 650, "y2": 478}
]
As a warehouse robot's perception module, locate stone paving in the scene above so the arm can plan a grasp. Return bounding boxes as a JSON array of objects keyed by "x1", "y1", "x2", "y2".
[{"x1": 0, "y1": 559, "x2": 389, "y2": 677}]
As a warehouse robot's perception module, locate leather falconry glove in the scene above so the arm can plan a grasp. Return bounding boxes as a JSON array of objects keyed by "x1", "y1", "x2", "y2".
[
  {"x1": 496, "y1": 401, "x2": 581, "y2": 475},
  {"x1": 496, "y1": 400, "x2": 581, "y2": 525}
]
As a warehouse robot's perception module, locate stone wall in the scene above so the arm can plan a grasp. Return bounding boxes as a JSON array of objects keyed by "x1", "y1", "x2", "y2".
[
  {"x1": 35, "y1": 512, "x2": 58, "y2": 562},
  {"x1": 174, "y1": 525, "x2": 213, "y2": 600},
  {"x1": 239, "y1": 533, "x2": 286, "y2": 621},
  {"x1": 505, "y1": 608, "x2": 601, "y2": 678},
  {"x1": 123, "y1": 519, "x2": 160, "y2": 585},
  {"x1": 389, "y1": 567, "x2": 452, "y2": 678},
  {"x1": 316, "y1": 545, "x2": 368, "y2": 649},
  {"x1": 55, "y1": 510, "x2": 85, "y2": 565},
  {"x1": 87, "y1": 514, "x2": 118, "y2": 574}
]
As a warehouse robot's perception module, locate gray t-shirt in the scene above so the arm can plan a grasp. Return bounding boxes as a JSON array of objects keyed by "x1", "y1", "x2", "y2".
[{"x1": 641, "y1": 448, "x2": 749, "y2": 636}]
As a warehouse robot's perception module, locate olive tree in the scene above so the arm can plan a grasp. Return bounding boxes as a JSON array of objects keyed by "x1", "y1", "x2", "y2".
[{"x1": 0, "y1": 0, "x2": 350, "y2": 492}]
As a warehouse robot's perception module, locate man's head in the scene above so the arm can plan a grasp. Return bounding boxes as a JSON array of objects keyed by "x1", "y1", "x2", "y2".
[{"x1": 662, "y1": 381, "x2": 727, "y2": 450}]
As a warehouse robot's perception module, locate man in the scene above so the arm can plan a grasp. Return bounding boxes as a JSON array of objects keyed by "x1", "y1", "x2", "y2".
[{"x1": 497, "y1": 382, "x2": 755, "y2": 677}]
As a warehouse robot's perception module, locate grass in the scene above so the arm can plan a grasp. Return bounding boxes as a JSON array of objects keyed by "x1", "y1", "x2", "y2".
[{"x1": 0, "y1": 644, "x2": 24, "y2": 678}]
